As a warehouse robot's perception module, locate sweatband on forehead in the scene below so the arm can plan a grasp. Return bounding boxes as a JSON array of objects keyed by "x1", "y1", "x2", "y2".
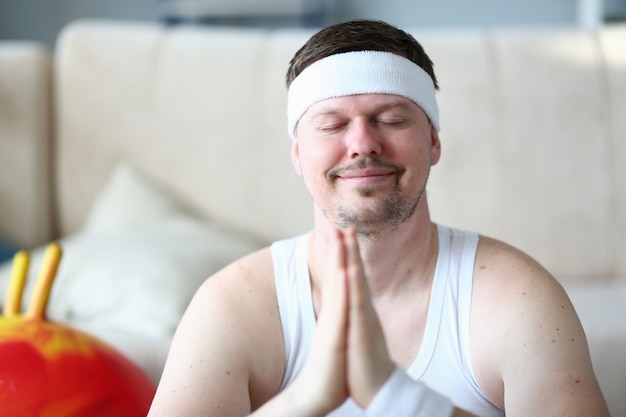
[{"x1": 286, "y1": 50, "x2": 440, "y2": 140}]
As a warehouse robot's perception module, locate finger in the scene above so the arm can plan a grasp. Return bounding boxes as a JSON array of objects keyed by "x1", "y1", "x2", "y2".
[
  {"x1": 344, "y1": 228, "x2": 395, "y2": 407},
  {"x1": 314, "y1": 228, "x2": 349, "y2": 354},
  {"x1": 321, "y1": 229, "x2": 348, "y2": 315},
  {"x1": 345, "y1": 228, "x2": 369, "y2": 317},
  {"x1": 333, "y1": 228, "x2": 348, "y2": 292},
  {"x1": 295, "y1": 228, "x2": 350, "y2": 411}
]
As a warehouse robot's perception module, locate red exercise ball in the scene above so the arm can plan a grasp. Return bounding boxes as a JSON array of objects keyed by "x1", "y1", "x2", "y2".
[{"x1": 0, "y1": 243, "x2": 157, "y2": 417}]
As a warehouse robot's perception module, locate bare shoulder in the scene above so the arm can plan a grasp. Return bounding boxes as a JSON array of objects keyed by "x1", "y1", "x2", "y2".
[
  {"x1": 194, "y1": 246, "x2": 284, "y2": 400},
  {"x1": 472, "y1": 235, "x2": 580, "y2": 355},
  {"x1": 199, "y1": 245, "x2": 277, "y2": 308},
  {"x1": 189, "y1": 246, "x2": 279, "y2": 343},
  {"x1": 473, "y1": 235, "x2": 563, "y2": 299},
  {"x1": 470, "y1": 235, "x2": 609, "y2": 416},
  {"x1": 471, "y1": 236, "x2": 583, "y2": 341},
  {"x1": 148, "y1": 247, "x2": 285, "y2": 416}
]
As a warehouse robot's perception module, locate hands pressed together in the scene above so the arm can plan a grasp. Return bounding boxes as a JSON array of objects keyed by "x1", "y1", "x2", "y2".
[{"x1": 286, "y1": 228, "x2": 396, "y2": 415}]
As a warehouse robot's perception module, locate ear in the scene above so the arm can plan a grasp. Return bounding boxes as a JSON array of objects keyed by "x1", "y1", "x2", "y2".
[
  {"x1": 291, "y1": 140, "x2": 303, "y2": 175},
  {"x1": 430, "y1": 127, "x2": 442, "y2": 166}
]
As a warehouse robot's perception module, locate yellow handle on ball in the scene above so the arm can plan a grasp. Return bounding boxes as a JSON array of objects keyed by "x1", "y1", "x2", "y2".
[
  {"x1": 3, "y1": 250, "x2": 30, "y2": 316},
  {"x1": 27, "y1": 243, "x2": 63, "y2": 320}
]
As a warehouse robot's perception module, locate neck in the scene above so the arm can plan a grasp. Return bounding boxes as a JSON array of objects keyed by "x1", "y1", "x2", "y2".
[{"x1": 308, "y1": 200, "x2": 439, "y2": 299}]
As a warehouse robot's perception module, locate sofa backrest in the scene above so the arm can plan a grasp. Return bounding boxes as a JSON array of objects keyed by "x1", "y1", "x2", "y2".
[
  {"x1": 53, "y1": 20, "x2": 626, "y2": 282},
  {"x1": 54, "y1": 21, "x2": 314, "y2": 247},
  {"x1": 0, "y1": 42, "x2": 54, "y2": 249}
]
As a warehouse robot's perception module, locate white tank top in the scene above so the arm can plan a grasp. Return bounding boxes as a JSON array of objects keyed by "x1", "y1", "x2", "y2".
[{"x1": 271, "y1": 224, "x2": 503, "y2": 417}]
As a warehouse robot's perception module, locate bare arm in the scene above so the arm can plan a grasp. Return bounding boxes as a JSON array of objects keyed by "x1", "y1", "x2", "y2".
[
  {"x1": 473, "y1": 238, "x2": 610, "y2": 417},
  {"x1": 147, "y1": 248, "x2": 287, "y2": 417},
  {"x1": 147, "y1": 244, "x2": 353, "y2": 417}
]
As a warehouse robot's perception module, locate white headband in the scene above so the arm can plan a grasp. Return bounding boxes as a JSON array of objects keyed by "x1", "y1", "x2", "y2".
[{"x1": 287, "y1": 50, "x2": 439, "y2": 140}]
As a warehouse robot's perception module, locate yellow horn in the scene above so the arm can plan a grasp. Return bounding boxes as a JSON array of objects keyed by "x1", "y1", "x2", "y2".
[
  {"x1": 26, "y1": 243, "x2": 62, "y2": 320},
  {"x1": 3, "y1": 250, "x2": 30, "y2": 316}
]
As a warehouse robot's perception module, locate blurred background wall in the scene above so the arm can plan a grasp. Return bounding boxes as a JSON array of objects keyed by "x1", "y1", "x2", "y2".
[{"x1": 0, "y1": 0, "x2": 625, "y2": 49}]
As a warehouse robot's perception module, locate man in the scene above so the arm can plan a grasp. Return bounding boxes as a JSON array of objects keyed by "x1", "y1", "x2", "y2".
[{"x1": 147, "y1": 20, "x2": 609, "y2": 417}]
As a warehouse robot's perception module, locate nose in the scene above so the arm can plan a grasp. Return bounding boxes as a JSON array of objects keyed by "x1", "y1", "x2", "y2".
[{"x1": 345, "y1": 118, "x2": 382, "y2": 158}]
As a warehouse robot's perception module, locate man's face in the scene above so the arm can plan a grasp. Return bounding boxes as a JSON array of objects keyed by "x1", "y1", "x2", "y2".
[{"x1": 291, "y1": 94, "x2": 441, "y2": 236}]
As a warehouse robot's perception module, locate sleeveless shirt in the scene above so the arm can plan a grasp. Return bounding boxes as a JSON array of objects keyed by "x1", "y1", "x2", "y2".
[{"x1": 271, "y1": 224, "x2": 503, "y2": 417}]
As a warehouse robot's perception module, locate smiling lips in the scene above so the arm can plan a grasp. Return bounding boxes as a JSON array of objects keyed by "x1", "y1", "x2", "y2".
[
  {"x1": 337, "y1": 168, "x2": 396, "y2": 185},
  {"x1": 328, "y1": 157, "x2": 403, "y2": 186}
]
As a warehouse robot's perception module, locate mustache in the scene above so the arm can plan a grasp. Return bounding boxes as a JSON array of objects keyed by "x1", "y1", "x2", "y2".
[{"x1": 328, "y1": 157, "x2": 404, "y2": 180}]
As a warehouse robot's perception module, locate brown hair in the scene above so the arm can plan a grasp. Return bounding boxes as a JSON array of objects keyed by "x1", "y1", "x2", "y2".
[{"x1": 286, "y1": 19, "x2": 439, "y2": 90}]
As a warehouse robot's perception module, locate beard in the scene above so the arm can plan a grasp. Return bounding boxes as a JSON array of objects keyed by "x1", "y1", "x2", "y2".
[{"x1": 324, "y1": 156, "x2": 430, "y2": 237}]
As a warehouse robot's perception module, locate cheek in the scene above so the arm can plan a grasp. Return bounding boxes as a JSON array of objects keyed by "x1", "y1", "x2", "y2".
[
  {"x1": 298, "y1": 141, "x2": 340, "y2": 179},
  {"x1": 297, "y1": 143, "x2": 345, "y2": 203},
  {"x1": 300, "y1": 162, "x2": 328, "y2": 192},
  {"x1": 394, "y1": 145, "x2": 432, "y2": 183}
]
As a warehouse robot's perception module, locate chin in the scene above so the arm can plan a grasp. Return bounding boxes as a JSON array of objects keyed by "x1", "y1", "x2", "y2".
[{"x1": 332, "y1": 191, "x2": 422, "y2": 234}]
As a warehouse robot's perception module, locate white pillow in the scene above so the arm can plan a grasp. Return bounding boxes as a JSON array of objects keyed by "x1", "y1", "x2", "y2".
[{"x1": 0, "y1": 164, "x2": 262, "y2": 378}]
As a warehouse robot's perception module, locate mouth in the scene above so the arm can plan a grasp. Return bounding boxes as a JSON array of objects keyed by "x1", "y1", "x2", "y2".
[
  {"x1": 328, "y1": 158, "x2": 403, "y2": 185},
  {"x1": 337, "y1": 168, "x2": 395, "y2": 185}
]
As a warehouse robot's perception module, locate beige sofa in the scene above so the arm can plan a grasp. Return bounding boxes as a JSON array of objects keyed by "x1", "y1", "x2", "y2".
[{"x1": 0, "y1": 20, "x2": 625, "y2": 415}]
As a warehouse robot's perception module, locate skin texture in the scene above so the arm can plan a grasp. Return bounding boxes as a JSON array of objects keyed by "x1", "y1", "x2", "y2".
[{"x1": 147, "y1": 94, "x2": 609, "y2": 417}]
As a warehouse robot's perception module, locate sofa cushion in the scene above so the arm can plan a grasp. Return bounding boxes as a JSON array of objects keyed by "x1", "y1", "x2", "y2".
[{"x1": 0, "y1": 163, "x2": 263, "y2": 381}]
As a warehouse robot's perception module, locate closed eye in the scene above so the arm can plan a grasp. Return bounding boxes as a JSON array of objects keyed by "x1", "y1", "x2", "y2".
[
  {"x1": 318, "y1": 122, "x2": 348, "y2": 133},
  {"x1": 375, "y1": 118, "x2": 409, "y2": 128}
]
